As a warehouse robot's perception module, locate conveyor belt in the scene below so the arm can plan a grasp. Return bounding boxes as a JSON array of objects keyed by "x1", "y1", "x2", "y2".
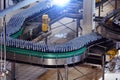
[
  {"x1": 98, "y1": 7, "x2": 120, "y2": 41},
  {"x1": 0, "y1": 1, "x2": 103, "y2": 66}
]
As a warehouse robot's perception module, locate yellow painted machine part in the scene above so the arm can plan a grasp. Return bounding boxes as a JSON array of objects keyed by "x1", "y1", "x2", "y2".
[
  {"x1": 42, "y1": 24, "x2": 49, "y2": 32},
  {"x1": 107, "y1": 49, "x2": 118, "y2": 60},
  {"x1": 96, "y1": 0, "x2": 101, "y2": 3},
  {"x1": 42, "y1": 14, "x2": 50, "y2": 32}
]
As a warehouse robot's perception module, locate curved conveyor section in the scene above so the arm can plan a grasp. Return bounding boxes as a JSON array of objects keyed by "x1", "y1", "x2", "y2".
[
  {"x1": 0, "y1": 1, "x2": 103, "y2": 66},
  {"x1": 98, "y1": 7, "x2": 120, "y2": 41}
]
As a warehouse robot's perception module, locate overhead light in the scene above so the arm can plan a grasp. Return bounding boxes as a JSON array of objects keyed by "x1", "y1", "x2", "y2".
[{"x1": 52, "y1": 0, "x2": 70, "y2": 6}]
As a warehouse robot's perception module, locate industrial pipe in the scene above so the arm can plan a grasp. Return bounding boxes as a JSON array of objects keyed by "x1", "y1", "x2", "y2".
[{"x1": 0, "y1": 0, "x2": 43, "y2": 18}]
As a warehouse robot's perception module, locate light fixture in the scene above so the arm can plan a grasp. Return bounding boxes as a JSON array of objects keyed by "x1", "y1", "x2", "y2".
[{"x1": 52, "y1": 0, "x2": 70, "y2": 6}]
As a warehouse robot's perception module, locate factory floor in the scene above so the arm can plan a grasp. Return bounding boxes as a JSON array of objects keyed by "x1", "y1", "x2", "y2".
[
  {"x1": 38, "y1": 64, "x2": 102, "y2": 80},
  {"x1": 3, "y1": 0, "x2": 120, "y2": 80},
  {"x1": 8, "y1": 63, "x2": 102, "y2": 80}
]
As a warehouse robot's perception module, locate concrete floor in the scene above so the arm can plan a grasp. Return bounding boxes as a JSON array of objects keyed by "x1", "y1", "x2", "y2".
[
  {"x1": 6, "y1": 63, "x2": 47, "y2": 80},
  {"x1": 48, "y1": 18, "x2": 77, "y2": 45},
  {"x1": 38, "y1": 64, "x2": 102, "y2": 80},
  {"x1": 8, "y1": 63, "x2": 102, "y2": 80},
  {"x1": 15, "y1": 64, "x2": 47, "y2": 80}
]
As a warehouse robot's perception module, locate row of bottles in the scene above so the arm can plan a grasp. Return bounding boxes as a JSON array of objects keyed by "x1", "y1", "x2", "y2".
[{"x1": 0, "y1": 32, "x2": 102, "y2": 53}]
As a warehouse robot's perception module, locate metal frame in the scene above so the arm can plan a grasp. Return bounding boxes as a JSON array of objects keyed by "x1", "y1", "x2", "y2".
[
  {"x1": 0, "y1": 0, "x2": 7, "y2": 78},
  {"x1": 5, "y1": 52, "x2": 86, "y2": 66}
]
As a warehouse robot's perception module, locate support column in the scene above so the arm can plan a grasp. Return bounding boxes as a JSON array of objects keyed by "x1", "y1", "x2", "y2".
[
  {"x1": 98, "y1": 3, "x2": 101, "y2": 17},
  {"x1": 83, "y1": 0, "x2": 95, "y2": 35},
  {"x1": 0, "y1": 0, "x2": 4, "y2": 28},
  {"x1": 65, "y1": 64, "x2": 68, "y2": 80},
  {"x1": 0, "y1": 0, "x2": 4, "y2": 10},
  {"x1": 57, "y1": 68, "x2": 60, "y2": 80},
  {"x1": 76, "y1": 19, "x2": 80, "y2": 37},
  {"x1": 11, "y1": 62, "x2": 16, "y2": 80},
  {"x1": 0, "y1": 1, "x2": 5, "y2": 80},
  {"x1": 102, "y1": 54, "x2": 105, "y2": 80},
  {"x1": 115, "y1": 0, "x2": 117, "y2": 9}
]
